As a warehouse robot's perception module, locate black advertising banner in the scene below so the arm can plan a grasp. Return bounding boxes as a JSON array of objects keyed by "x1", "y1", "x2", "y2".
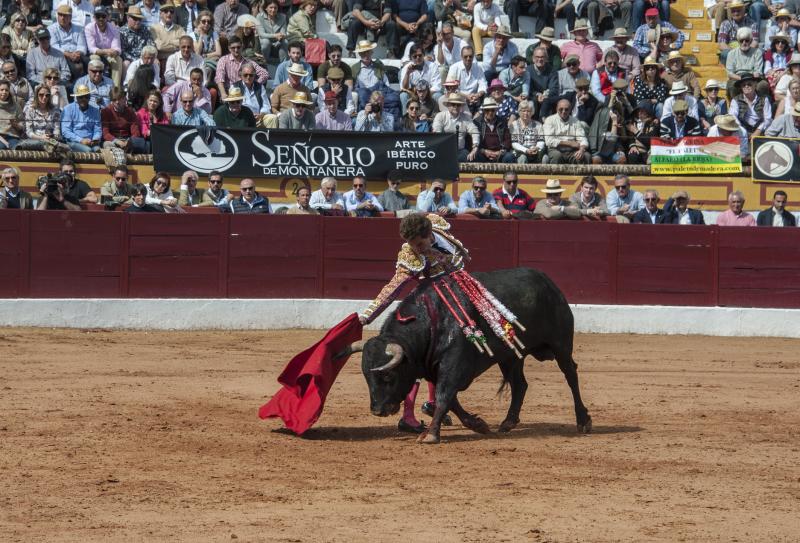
[
  {"x1": 151, "y1": 125, "x2": 459, "y2": 180},
  {"x1": 752, "y1": 136, "x2": 800, "y2": 183}
]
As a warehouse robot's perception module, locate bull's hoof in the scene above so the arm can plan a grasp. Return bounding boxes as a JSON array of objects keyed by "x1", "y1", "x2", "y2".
[
  {"x1": 498, "y1": 418, "x2": 519, "y2": 433},
  {"x1": 417, "y1": 431, "x2": 440, "y2": 444},
  {"x1": 577, "y1": 415, "x2": 592, "y2": 434},
  {"x1": 463, "y1": 416, "x2": 491, "y2": 435}
]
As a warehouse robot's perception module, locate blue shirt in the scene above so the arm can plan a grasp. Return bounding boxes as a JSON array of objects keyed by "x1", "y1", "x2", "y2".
[
  {"x1": 458, "y1": 188, "x2": 498, "y2": 213},
  {"x1": 417, "y1": 190, "x2": 457, "y2": 213},
  {"x1": 61, "y1": 102, "x2": 102, "y2": 142},
  {"x1": 273, "y1": 60, "x2": 314, "y2": 89},
  {"x1": 606, "y1": 188, "x2": 644, "y2": 216},
  {"x1": 171, "y1": 108, "x2": 216, "y2": 126},
  {"x1": 74, "y1": 74, "x2": 114, "y2": 109},
  {"x1": 342, "y1": 190, "x2": 383, "y2": 213},
  {"x1": 481, "y1": 40, "x2": 518, "y2": 73},
  {"x1": 47, "y1": 22, "x2": 88, "y2": 54}
]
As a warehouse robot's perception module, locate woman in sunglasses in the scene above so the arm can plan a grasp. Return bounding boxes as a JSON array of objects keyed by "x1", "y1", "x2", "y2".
[{"x1": 17, "y1": 83, "x2": 62, "y2": 150}]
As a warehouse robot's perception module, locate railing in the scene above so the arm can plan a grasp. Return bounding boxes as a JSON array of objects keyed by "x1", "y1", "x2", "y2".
[{"x1": 1, "y1": 210, "x2": 799, "y2": 308}]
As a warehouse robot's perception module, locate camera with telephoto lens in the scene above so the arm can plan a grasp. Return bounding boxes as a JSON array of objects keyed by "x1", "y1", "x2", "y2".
[
  {"x1": 371, "y1": 103, "x2": 381, "y2": 114},
  {"x1": 39, "y1": 172, "x2": 70, "y2": 197}
]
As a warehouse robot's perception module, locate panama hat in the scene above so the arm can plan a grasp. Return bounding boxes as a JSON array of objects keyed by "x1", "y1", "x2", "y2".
[
  {"x1": 771, "y1": 31, "x2": 791, "y2": 44},
  {"x1": 776, "y1": 7, "x2": 793, "y2": 18},
  {"x1": 71, "y1": 84, "x2": 91, "y2": 97},
  {"x1": 536, "y1": 27, "x2": 555, "y2": 41},
  {"x1": 572, "y1": 19, "x2": 589, "y2": 32},
  {"x1": 223, "y1": 87, "x2": 245, "y2": 102},
  {"x1": 160, "y1": 1, "x2": 176, "y2": 10},
  {"x1": 542, "y1": 179, "x2": 565, "y2": 193},
  {"x1": 287, "y1": 62, "x2": 308, "y2": 77},
  {"x1": 127, "y1": 6, "x2": 144, "y2": 18},
  {"x1": 56, "y1": 4, "x2": 72, "y2": 14},
  {"x1": 714, "y1": 114, "x2": 739, "y2": 130},
  {"x1": 444, "y1": 92, "x2": 466, "y2": 104},
  {"x1": 704, "y1": 78, "x2": 721, "y2": 90},
  {"x1": 480, "y1": 97, "x2": 498, "y2": 110},
  {"x1": 612, "y1": 27, "x2": 631, "y2": 39},
  {"x1": 672, "y1": 99, "x2": 689, "y2": 113},
  {"x1": 327, "y1": 66, "x2": 344, "y2": 79},
  {"x1": 642, "y1": 56, "x2": 661, "y2": 67},
  {"x1": 354, "y1": 40, "x2": 377, "y2": 53},
  {"x1": 728, "y1": 0, "x2": 745, "y2": 8},
  {"x1": 495, "y1": 25, "x2": 512, "y2": 37},
  {"x1": 669, "y1": 81, "x2": 689, "y2": 95},
  {"x1": 666, "y1": 50, "x2": 683, "y2": 63},
  {"x1": 289, "y1": 91, "x2": 313, "y2": 105}
]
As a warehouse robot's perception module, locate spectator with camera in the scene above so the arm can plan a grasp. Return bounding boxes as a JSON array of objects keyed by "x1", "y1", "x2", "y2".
[
  {"x1": 0, "y1": 167, "x2": 33, "y2": 210},
  {"x1": 36, "y1": 172, "x2": 83, "y2": 211},
  {"x1": 355, "y1": 91, "x2": 395, "y2": 131},
  {"x1": 100, "y1": 165, "x2": 135, "y2": 206}
]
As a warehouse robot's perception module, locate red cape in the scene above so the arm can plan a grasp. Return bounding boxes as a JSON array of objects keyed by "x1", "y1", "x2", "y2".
[{"x1": 258, "y1": 313, "x2": 363, "y2": 435}]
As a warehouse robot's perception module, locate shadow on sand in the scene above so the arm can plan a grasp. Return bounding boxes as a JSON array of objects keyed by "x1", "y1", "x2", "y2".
[{"x1": 273, "y1": 421, "x2": 643, "y2": 443}]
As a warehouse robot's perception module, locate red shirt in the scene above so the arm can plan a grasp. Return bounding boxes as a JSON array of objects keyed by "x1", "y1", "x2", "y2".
[
  {"x1": 101, "y1": 105, "x2": 142, "y2": 141},
  {"x1": 492, "y1": 188, "x2": 535, "y2": 214}
]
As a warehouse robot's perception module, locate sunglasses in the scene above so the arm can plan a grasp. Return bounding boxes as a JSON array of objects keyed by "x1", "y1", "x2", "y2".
[
  {"x1": 353, "y1": 183, "x2": 365, "y2": 188},
  {"x1": 210, "y1": 179, "x2": 222, "y2": 184},
  {"x1": 389, "y1": 180, "x2": 400, "y2": 185},
  {"x1": 462, "y1": 54, "x2": 473, "y2": 59},
  {"x1": 200, "y1": 19, "x2": 211, "y2": 23},
  {"x1": 615, "y1": 185, "x2": 629, "y2": 190},
  {"x1": 3, "y1": 70, "x2": 15, "y2": 75},
  {"x1": 181, "y1": 99, "x2": 193, "y2": 103},
  {"x1": 241, "y1": 186, "x2": 255, "y2": 191},
  {"x1": 155, "y1": 180, "x2": 168, "y2": 186},
  {"x1": 90, "y1": 69, "x2": 102, "y2": 73},
  {"x1": 114, "y1": 176, "x2": 127, "y2": 181},
  {"x1": 432, "y1": 187, "x2": 444, "y2": 192},
  {"x1": 163, "y1": 9, "x2": 174, "y2": 13},
  {"x1": 242, "y1": 73, "x2": 255, "y2": 77},
  {"x1": 472, "y1": 186, "x2": 485, "y2": 191},
  {"x1": 412, "y1": 54, "x2": 423, "y2": 59},
  {"x1": 45, "y1": 75, "x2": 58, "y2": 80},
  {"x1": 407, "y1": 106, "x2": 419, "y2": 110},
  {"x1": 644, "y1": 197, "x2": 658, "y2": 202}
]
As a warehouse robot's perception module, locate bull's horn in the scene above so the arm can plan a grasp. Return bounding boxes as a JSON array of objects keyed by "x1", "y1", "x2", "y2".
[
  {"x1": 371, "y1": 343, "x2": 404, "y2": 372},
  {"x1": 334, "y1": 340, "x2": 365, "y2": 359}
]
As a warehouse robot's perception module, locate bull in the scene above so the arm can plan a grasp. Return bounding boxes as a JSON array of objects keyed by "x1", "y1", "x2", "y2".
[{"x1": 343, "y1": 267, "x2": 592, "y2": 444}]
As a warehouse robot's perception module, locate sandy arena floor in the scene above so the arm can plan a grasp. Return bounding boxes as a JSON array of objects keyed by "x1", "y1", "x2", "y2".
[{"x1": 1, "y1": 328, "x2": 799, "y2": 542}]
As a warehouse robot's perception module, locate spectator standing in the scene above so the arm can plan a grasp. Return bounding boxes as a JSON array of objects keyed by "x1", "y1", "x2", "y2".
[
  {"x1": 26, "y1": 29, "x2": 71, "y2": 86},
  {"x1": 378, "y1": 170, "x2": 410, "y2": 212},
  {"x1": 493, "y1": 171, "x2": 535, "y2": 219},
  {"x1": 717, "y1": 190, "x2": 756, "y2": 226},
  {"x1": 569, "y1": 175, "x2": 609, "y2": 219},
  {"x1": 215, "y1": 87, "x2": 258, "y2": 128},
  {"x1": 343, "y1": 176, "x2": 383, "y2": 216},
  {"x1": 75, "y1": 58, "x2": 114, "y2": 109},
  {"x1": 101, "y1": 87, "x2": 148, "y2": 153},
  {"x1": 606, "y1": 173, "x2": 643, "y2": 222},
  {"x1": 534, "y1": 179, "x2": 581, "y2": 220},
  {"x1": 48, "y1": 4, "x2": 88, "y2": 80},
  {"x1": 0, "y1": 167, "x2": 33, "y2": 209},
  {"x1": 277, "y1": 91, "x2": 315, "y2": 129},
  {"x1": 432, "y1": 92, "x2": 479, "y2": 161},
  {"x1": 756, "y1": 190, "x2": 796, "y2": 227},
  {"x1": 315, "y1": 90, "x2": 353, "y2": 130},
  {"x1": 85, "y1": 6, "x2": 123, "y2": 87},
  {"x1": 100, "y1": 165, "x2": 135, "y2": 205},
  {"x1": 62, "y1": 84, "x2": 102, "y2": 152}
]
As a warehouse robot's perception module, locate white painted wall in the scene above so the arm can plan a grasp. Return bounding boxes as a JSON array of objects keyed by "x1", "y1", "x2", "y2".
[{"x1": 1, "y1": 299, "x2": 798, "y2": 338}]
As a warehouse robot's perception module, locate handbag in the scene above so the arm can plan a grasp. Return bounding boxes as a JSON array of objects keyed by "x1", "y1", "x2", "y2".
[{"x1": 305, "y1": 38, "x2": 328, "y2": 67}]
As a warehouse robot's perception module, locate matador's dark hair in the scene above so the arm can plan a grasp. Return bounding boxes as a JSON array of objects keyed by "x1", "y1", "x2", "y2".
[{"x1": 399, "y1": 213, "x2": 432, "y2": 241}]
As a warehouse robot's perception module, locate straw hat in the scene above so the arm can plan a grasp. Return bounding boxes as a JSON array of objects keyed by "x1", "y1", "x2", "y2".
[
  {"x1": 127, "y1": 6, "x2": 144, "y2": 19},
  {"x1": 776, "y1": 8, "x2": 793, "y2": 18},
  {"x1": 669, "y1": 81, "x2": 689, "y2": 95},
  {"x1": 672, "y1": 99, "x2": 689, "y2": 112},
  {"x1": 71, "y1": 84, "x2": 91, "y2": 97},
  {"x1": 666, "y1": 50, "x2": 683, "y2": 63},
  {"x1": 223, "y1": 87, "x2": 245, "y2": 102},
  {"x1": 575, "y1": 77, "x2": 590, "y2": 89},
  {"x1": 541, "y1": 179, "x2": 565, "y2": 193},
  {"x1": 495, "y1": 25, "x2": 512, "y2": 37},
  {"x1": 536, "y1": 27, "x2": 555, "y2": 41},
  {"x1": 714, "y1": 114, "x2": 739, "y2": 130},
  {"x1": 354, "y1": 40, "x2": 377, "y2": 53},
  {"x1": 160, "y1": 1, "x2": 176, "y2": 10},
  {"x1": 771, "y1": 31, "x2": 791, "y2": 45},
  {"x1": 444, "y1": 92, "x2": 466, "y2": 104},
  {"x1": 56, "y1": 4, "x2": 72, "y2": 14},
  {"x1": 704, "y1": 78, "x2": 721, "y2": 90},
  {"x1": 480, "y1": 97, "x2": 498, "y2": 110},
  {"x1": 572, "y1": 19, "x2": 589, "y2": 32},
  {"x1": 642, "y1": 56, "x2": 661, "y2": 67},
  {"x1": 612, "y1": 27, "x2": 630, "y2": 39},
  {"x1": 327, "y1": 66, "x2": 344, "y2": 79},
  {"x1": 728, "y1": 0, "x2": 745, "y2": 9},
  {"x1": 287, "y1": 62, "x2": 308, "y2": 76},
  {"x1": 289, "y1": 91, "x2": 313, "y2": 105}
]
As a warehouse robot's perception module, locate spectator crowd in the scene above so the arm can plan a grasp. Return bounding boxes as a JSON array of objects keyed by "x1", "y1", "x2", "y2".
[
  {"x1": 0, "y1": 0, "x2": 796, "y2": 164},
  {"x1": 4, "y1": 160, "x2": 793, "y2": 228}
]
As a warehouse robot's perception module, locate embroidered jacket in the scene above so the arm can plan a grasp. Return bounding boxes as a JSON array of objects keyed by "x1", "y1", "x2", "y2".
[{"x1": 360, "y1": 214, "x2": 469, "y2": 323}]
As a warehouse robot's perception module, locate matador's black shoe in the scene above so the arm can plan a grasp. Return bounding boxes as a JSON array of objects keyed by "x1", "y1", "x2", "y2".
[{"x1": 398, "y1": 419, "x2": 426, "y2": 434}]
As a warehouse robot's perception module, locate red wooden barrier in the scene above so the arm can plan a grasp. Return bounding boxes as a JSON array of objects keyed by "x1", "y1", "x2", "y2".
[{"x1": 3, "y1": 210, "x2": 800, "y2": 309}]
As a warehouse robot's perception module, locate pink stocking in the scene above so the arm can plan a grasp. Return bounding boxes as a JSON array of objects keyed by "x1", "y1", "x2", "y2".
[{"x1": 402, "y1": 381, "x2": 421, "y2": 425}]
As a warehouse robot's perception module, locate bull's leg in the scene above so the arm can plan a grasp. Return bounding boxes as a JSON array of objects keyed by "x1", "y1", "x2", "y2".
[
  {"x1": 417, "y1": 379, "x2": 461, "y2": 444},
  {"x1": 499, "y1": 362, "x2": 528, "y2": 433},
  {"x1": 450, "y1": 397, "x2": 491, "y2": 435},
  {"x1": 556, "y1": 355, "x2": 592, "y2": 433}
]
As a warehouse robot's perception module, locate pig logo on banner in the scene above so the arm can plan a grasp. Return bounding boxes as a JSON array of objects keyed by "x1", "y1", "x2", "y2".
[{"x1": 174, "y1": 128, "x2": 239, "y2": 173}]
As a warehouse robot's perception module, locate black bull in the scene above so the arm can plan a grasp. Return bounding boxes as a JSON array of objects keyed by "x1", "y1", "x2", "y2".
[{"x1": 344, "y1": 267, "x2": 592, "y2": 444}]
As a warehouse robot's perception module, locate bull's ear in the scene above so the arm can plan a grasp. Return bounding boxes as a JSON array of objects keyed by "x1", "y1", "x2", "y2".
[
  {"x1": 334, "y1": 340, "x2": 365, "y2": 360},
  {"x1": 371, "y1": 343, "x2": 404, "y2": 372}
]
